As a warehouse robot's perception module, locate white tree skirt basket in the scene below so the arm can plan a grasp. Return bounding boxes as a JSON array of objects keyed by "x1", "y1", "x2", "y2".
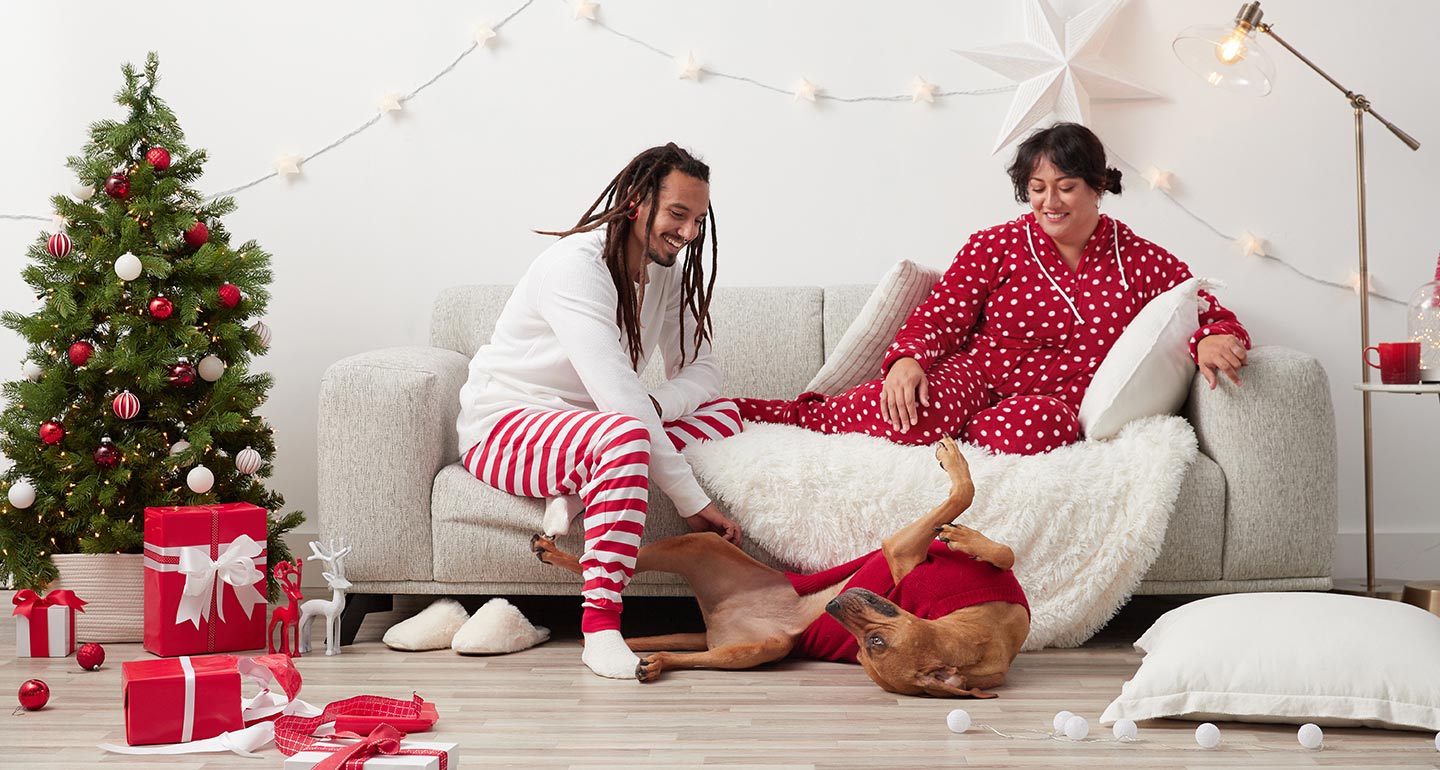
[{"x1": 47, "y1": 553, "x2": 145, "y2": 643}]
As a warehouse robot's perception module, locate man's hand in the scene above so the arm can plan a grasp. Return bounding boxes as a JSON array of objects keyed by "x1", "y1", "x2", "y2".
[
  {"x1": 881, "y1": 357, "x2": 930, "y2": 433},
  {"x1": 1196, "y1": 334, "x2": 1247, "y2": 389},
  {"x1": 686, "y1": 502, "x2": 742, "y2": 546}
]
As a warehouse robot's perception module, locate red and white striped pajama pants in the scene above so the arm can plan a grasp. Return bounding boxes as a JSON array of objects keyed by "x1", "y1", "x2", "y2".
[{"x1": 463, "y1": 399, "x2": 742, "y2": 633}]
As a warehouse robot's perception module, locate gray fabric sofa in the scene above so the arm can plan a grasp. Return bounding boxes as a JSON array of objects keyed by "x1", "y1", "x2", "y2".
[{"x1": 317, "y1": 285, "x2": 1338, "y2": 642}]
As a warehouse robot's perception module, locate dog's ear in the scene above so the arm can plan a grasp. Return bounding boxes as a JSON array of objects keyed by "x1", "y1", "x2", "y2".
[{"x1": 917, "y1": 666, "x2": 998, "y2": 699}]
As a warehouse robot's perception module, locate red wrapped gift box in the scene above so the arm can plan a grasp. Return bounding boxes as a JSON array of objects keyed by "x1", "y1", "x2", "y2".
[
  {"x1": 121, "y1": 653, "x2": 303, "y2": 745},
  {"x1": 12, "y1": 589, "x2": 85, "y2": 657},
  {"x1": 144, "y1": 502, "x2": 268, "y2": 656}
]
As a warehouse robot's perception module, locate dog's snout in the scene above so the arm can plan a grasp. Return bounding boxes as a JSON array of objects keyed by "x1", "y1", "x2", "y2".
[
  {"x1": 825, "y1": 596, "x2": 843, "y2": 616},
  {"x1": 833, "y1": 588, "x2": 899, "y2": 617}
]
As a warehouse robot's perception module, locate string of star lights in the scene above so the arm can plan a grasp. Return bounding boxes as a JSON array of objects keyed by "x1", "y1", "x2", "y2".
[{"x1": 0, "y1": 0, "x2": 1413, "y2": 305}]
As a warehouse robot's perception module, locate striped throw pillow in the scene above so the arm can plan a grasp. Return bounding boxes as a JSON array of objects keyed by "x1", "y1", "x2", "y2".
[{"x1": 805, "y1": 260, "x2": 942, "y2": 396}]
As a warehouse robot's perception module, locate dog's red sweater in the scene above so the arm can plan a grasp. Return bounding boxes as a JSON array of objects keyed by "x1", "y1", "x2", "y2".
[{"x1": 785, "y1": 541, "x2": 1029, "y2": 663}]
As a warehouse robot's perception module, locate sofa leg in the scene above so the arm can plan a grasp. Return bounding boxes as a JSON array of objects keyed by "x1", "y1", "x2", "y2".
[{"x1": 339, "y1": 593, "x2": 393, "y2": 646}]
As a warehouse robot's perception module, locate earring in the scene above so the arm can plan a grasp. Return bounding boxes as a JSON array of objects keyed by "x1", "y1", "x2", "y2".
[{"x1": 626, "y1": 209, "x2": 638, "y2": 220}]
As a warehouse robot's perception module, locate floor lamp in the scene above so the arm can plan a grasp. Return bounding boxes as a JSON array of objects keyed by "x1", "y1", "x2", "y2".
[{"x1": 1172, "y1": 2, "x2": 1421, "y2": 598}]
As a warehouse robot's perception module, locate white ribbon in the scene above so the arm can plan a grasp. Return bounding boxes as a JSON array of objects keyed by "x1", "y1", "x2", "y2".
[
  {"x1": 181, "y1": 656, "x2": 196, "y2": 742},
  {"x1": 237, "y1": 657, "x2": 321, "y2": 723},
  {"x1": 175, "y1": 533, "x2": 266, "y2": 628},
  {"x1": 98, "y1": 722, "x2": 276, "y2": 757}
]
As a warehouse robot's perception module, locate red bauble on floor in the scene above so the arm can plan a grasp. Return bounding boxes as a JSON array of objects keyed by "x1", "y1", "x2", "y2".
[
  {"x1": 17, "y1": 679, "x2": 49, "y2": 710},
  {"x1": 77, "y1": 642, "x2": 106, "y2": 671}
]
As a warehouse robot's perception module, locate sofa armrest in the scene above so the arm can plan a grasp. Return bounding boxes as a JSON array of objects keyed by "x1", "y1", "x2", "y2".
[
  {"x1": 317, "y1": 346, "x2": 471, "y2": 582},
  {"x1": 1181, "y1": 345, "x2": 1337, "y2": 582}
]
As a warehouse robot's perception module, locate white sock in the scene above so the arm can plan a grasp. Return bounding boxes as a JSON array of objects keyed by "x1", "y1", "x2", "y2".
[
  {"x1": 542, "y1": 494, "x2": 583, "y2": 537},
  {"x1": 582, "y1": 629, "x2": 640, "y2": 680}
]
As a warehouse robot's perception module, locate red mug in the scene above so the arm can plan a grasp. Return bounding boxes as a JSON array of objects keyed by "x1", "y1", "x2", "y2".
[{"x1": 1364, "y1": 341, "x2": 1421, "y2": 384}]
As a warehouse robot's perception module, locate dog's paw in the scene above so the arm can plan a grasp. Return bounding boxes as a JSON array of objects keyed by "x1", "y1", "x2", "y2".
[
  {"x1": 936, "y1": 523, "x2": 984, "y2": 555},
  {"x1": 636, "y1": 654, "x2": 664, "y2": 682},
  {"x1": 529, "y1": 533, "x2": 556, "y2": 563},
  {"x1": 934, "y1": 437, "x2": 969, "y2": 475}
]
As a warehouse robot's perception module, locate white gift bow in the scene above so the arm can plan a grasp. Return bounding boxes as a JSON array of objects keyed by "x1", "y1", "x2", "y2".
[{"x1": 176, "y1": 533, "x2": 266, "y2": 627}]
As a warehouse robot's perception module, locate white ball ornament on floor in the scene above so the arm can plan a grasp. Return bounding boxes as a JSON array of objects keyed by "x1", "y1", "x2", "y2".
[
  {"x1": 8, "y1": 479, "x2": 36, "y2": 509},
  {"x1": 23, "y1": 360, "x2": 43, "y2": 381},
  {"x1": 186, "y1": 465, "x2": 214, "y2": 494},
  {"x1": 1112, "y1": 718, "x2": 1138, "y2": 741},
  {"x1": 1052, "y1": 710, "x2": 1074, "y2": 732},
  {"x1": 1063, "y1": 715, "x2": 1089, "y2": 740},
  {"x1": 1297, "y1": 723, "x2": 1323, "y2": 749},
  {"x1": 235, "y1": 447, "x2": 262, "y2": 475},
  {"x1": 1195, "y1": 722, "x2": 1222, "y2": 749},
  {"x1": 114, "y1": 252, "x2": 143, "y2": 281},
  {"x1": 197, "y1": 355, "x2": 226, "y2": 382},
  {"x1": 946, "y1": 709, "x2": 971, "y2": 734}
]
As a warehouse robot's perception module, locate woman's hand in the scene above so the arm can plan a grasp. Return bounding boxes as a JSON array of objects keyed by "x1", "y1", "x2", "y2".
[
  {"x1": 1196, "y1": 334, "x2": 1248, "y2": 389},
  {"x1": 881, "y1": 357, "x2": 930, "y2": 432},
  {"x1": 687, "y1": 502, "x2": 742, "y2": 546}
]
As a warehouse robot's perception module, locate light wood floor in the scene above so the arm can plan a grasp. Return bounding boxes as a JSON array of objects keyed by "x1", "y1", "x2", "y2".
[{"x1": 2, "y1": 594, "x2": 1436, "y2": 769}]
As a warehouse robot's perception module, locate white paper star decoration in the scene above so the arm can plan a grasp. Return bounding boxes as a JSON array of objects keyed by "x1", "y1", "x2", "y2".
[
  {"x1": 1235, "y1": 231, "x2": 1267, "y2": 258},
  {"x1": 51, "y1": 214, "x2": 68, "y2": 231},
  {"x1": 572, "y1": 1, "x2": 598, "y2": 21},
  {"x1": 274, "y1": 154, "x2": 304, "y2": 179},
  {"x1": 379, "y1": 93, "x2": 404, "y2": 115},
  {"x1": 1344, "y1": 272, "x2": 1377, "y2": 297},
  {"x1": 910, "y1": 76, "x2": 938, "y2": 104},
  {"x1": 677, "y1": 53, "x2": 702, "y2": 81},
  {"x1": 473, "y1": 25, "x2": 496, "y2": 46},
  {"x1": 793, "y1": 78, "x2": 819, "y2": 103},
  {"x1": 955, "y1": 0, "x2": 1159, "y2": 152},
  {"x1": 1143, "y1": 165, "x2": 1174, "y2": 192}
]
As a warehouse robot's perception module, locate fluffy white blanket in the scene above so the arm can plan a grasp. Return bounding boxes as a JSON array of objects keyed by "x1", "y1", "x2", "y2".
[{"x1": 683, "y1": 415, "x2": 1198, "y2": 650}]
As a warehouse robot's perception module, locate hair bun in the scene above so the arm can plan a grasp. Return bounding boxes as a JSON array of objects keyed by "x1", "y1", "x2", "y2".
[{"x1": 1106, "y1": 167, "x2": 1124, "y2": 194}]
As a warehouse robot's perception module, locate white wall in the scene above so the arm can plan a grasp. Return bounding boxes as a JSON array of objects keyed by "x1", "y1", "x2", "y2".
[{"x1": 2, "y1": 0, "x2": 1436, "y2": 578}]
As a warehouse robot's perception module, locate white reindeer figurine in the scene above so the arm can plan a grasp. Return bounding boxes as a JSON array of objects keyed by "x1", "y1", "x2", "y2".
[{"x1": 298, "y1": 539, "x2": 353, "y2": 656}]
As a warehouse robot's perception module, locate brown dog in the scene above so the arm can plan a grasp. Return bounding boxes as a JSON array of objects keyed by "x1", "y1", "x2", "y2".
[{"x1": 531, "y1": 436, "x2": 1030, "y2": 697}]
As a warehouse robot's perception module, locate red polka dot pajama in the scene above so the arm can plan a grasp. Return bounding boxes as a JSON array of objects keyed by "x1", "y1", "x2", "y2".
[{"x1": 738, "y1": 214, "x2": 1249, "y2": 455}]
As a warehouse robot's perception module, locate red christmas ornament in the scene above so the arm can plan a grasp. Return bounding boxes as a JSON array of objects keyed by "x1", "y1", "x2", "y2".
[
  {"x1": 40, "y1": 420, "x2": 65, "y2": 445},
  {"x1": 17, "y1": 679, "x2": 49, "y2": 710},
  {"x1": 77, "y1": 643, "x2": 106, "y2": 671},
  {"x1": 113, "y1": 390, "x2": 141, "y2": 419},
  {"x1": 104, "y1": 173, "x2": 131, "y2": 199},
  {"x1": 68, "y1": 340, "x2": 94, "y2": 366},
  {"x1": 218, "y1": 283, "x2": 241, "y2": 309},
  {"x1": 184, "y1": 221, "x2": 209, "y2": 248},
  {"x1": 46, "y1": 232, "x2": 72, "y2": 259},
  {"x1": 148, "y1": 295, "x2": 174, "y2": 320},
  {"x1": 94, "y1": 437, "x2": 120, "y2": 470},
  {"x1": 169, "y1": 361, "x2": 197, "y2": 389},
  {"x1": 145, "y1": 147, "x2": 171, "y2": 171}
]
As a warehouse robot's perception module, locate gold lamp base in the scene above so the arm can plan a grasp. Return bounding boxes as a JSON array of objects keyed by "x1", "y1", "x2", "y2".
[
  {"x1": 1402, "y1": 580, "x2": 1440, "y2": 616},
  {"x1": 1331, "y1": 577, "x2": 1409, "y2": 601}
]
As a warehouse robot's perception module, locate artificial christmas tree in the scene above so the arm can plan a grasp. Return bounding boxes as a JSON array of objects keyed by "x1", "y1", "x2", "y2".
[{"x1": 0, "y1": 53, "x2": 302, "y2": 598}]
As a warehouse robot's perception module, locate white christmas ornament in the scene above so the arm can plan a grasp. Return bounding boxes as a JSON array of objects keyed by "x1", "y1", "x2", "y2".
[
  {"x1": 187, "y1": 465, "x2": 215, "y2": 494},
  {"x1": 473, "y1": 25, "x2": 496, "y2": 46},
  {"x1": 910, "y1": 76, "x2": 938, "y2": 104},
  {"x1": 793, "y1": 78, "x2": 819, "y2": 103},
  {"x1": 572, "y1": 0, "x2": 598, "y2": 21},
  {"x1": 274, "y1": 154, "x2": 303, "y2": 178},
  {"x1": 954, "y1": 0, "x2": 1159, "y2": 152},
  {"x1": 1195, "y1": 722, "x2": 1221, "y2": 749},
  {"x1": 1111, "y1": 718, "x2": 1137, "y2": 741},
  {"x1": 379, "y1": 93, "x2": 404, "y2": 115},
  {"x1": 250, "y1": 320, "x2": 272, "y2": 348},
  {"x1": 114, "y1": 252, "x2": 143, "y2": 281},
  {"x1": 197, "y1": 354, "x2": 226, "y2": 382},
  {"x1": 946, "y1": 709, "x2": 972, "y2": 734},
  {"x1": 169, "y1": 440, "x2": 191, "y2": 457},
  {"x1": 8, "y1": 479, "x2": 36, "y2": 509},
  {"x1": 1297, "y1": 723, "x2": 1323, "y2": 750},
  {"x1": 71, "y1": 183, "x2": 95, "y2": 201},
  {"x1": 1235, "y1": 231, "x2": 1267, "y2": 258},
  {"x1": 235, "y1": 447, "x2": 263, "y2": 475},
  {"x1": 677, "y1": 52, "x2": 702, "y2": 81},
  {"x1": 1051, "y1": 710, "x2": 1074, "y2": 732},
  {"x1": 1063, "y1": 715, "x2": 1089, "y2": 740},
  {"x1": 1143, "y1": 165, "x2": 1174, "y2": 192},
  {"x1": 23, "y1": 359, "x2": 43, "y2": 381}
]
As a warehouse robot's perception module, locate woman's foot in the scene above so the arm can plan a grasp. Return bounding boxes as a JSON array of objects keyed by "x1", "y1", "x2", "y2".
[{"x1": 581, "y1": 629, "x2": 641, "y2": 679}]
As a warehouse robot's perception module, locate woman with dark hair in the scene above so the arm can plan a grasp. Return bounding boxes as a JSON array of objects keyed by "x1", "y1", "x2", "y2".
[{"x1": 738, "y1": 123, "x2": 1249, "y2": 455}]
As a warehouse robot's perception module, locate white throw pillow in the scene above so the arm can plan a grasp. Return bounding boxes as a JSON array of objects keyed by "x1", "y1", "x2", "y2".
[
  {"x1": 1100, "y1": 592, "x2": 1440, "y2": 731},
  {"x1": 1079, "y1": 277, "x2": 1206, "y2": 440},
  {"x1": 804, "y1": 260, "x2": 942, "y2": 395}
]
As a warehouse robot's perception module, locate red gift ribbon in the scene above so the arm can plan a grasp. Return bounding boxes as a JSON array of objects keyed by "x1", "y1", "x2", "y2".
[
  {"x1": 304, "y1": 724, "x2": 451, "y2": 770},
  {"x1": 11, "y1": 588, "x2": 88, "y2": 617},
  {"x1": 274, "y1": 694, "x2": 431, "y2": 756}
]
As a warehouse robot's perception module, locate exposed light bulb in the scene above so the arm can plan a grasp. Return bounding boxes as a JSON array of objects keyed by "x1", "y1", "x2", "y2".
[{"x1": 1216, "y1": 30, "x2": 1248, "y2": 64}]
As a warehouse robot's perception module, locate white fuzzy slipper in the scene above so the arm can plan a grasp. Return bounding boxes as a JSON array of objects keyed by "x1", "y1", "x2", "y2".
[
  {"x1": 451, "y1": 598, "x2": 551, "y2": 654},
  {"x1": 382, "y1": 598, "x2": 470, "y2": 651}
]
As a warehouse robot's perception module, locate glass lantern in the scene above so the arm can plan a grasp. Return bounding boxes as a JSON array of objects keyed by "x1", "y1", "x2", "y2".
[{"x1": 1409, "y1": 254, "x2": 1440, "y2": 382}]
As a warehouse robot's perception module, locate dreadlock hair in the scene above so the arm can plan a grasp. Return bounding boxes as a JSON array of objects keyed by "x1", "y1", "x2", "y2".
[{"x1": 537, "y1": 143, "x2": 718, "y2": 371}]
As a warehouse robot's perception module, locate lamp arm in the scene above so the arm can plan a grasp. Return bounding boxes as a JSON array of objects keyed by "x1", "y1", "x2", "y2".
[{"x1": 1260, "y1": 24, "x2": 1421, "y2": 151}]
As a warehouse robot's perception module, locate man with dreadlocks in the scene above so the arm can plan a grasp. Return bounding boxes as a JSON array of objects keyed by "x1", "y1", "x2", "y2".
[{"x1": 456, "y1": 143, "x2": 742, "y2": 679}]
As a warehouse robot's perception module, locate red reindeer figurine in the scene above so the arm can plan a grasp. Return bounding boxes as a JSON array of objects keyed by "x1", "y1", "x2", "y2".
[{"x1": 268, "y1": 559, "x2": 304, "y2": 657}]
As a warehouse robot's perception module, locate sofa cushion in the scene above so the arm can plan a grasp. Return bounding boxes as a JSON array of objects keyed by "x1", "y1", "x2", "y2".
[{"x1": 806, "y1": 261, "x2": 942, "y2": 395}]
